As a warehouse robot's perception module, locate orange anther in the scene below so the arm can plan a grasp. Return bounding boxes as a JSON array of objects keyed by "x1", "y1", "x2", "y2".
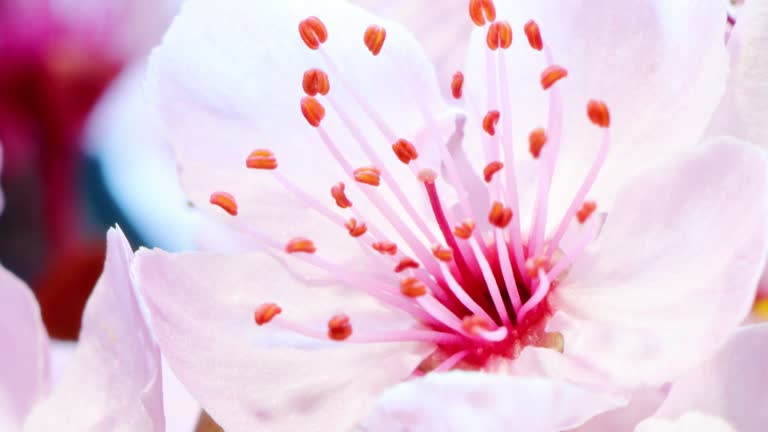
[
  {"x1": 432, "y1": 244, "x2": 453, "y2": 262},
  {"x1": 418, "y1": 169, "x2": 438, "y2": 183},
  {"x1": 301, "y1": 96, "x2": 325, "y2": 127},
  {"x1": 488, "y1": 201, "x2": 513, "y2": 228},
  {"x1": 331, "y1": 182, "x2": 352, "y2": 208},
  {"x1": 400, "y1": 277, "x2": 428, "y2": 298},
  {"x1": 524, "y1": 20, "x2": 543, "y2": 51},
  {"x1": 364, "y1": 25, "x2": 387, "y2": 56},
  {"x1": 328, "y1": 314, "x2": 353, "y2": 341},
  {"x1": 302, "y1": 69, "x2": 330, "y2": 96},
  {"x1": 345, "y1": 218, "x2": 368, "y2": 238},
  {"x1": 587, "y1": 100, "x2": 610, "y2": 128},
  {"x1": 373, "y1": 241, "x2": 398, "y2": 256},
  {"x1": 299, "y1": 16, "x2": 328, "y2": 50},
  {"x1": 254, "y1": 302, "x2": 282, "y2": 326},
  {"x1": 486, "y1": 21, "x2": 512, "y2": 50},
  {"x1": 246, "y1": 149, "x2": 278, "y2": 170},
  {"x1": 469, "y1": 0, "x2": 496, "y2": 26},
  {"x1": 483, "y1": 161, "x2": 504, "y2": 183},
  {"x1": 483, "y1": 110, "x2": 500, "y2": 136},
  {"x1": 540, "y1": 65, "x2": 568, "y2": 90},
  {"x1": 209, "y1": 191, "x2": 238, "y2": 216},
  {"x1": 453, "y1": 220, "x2": 476, "y2": 239},
  {"x1": 451, "y1": 71, "x2": 464, "y2": 99},
  {"x1": 394, "y1": 256, "x2": 420, "y2": 273},
  {"x1": 529, "y1": 128, "x2": 547, "y2": 159},
  {"x1": 353, "y1": 166, "x2": 381, "y2": 186},
  {"x1": 392, "y1": 139, "x2": 418, "y2": 164},
  {"x1": 576, "y1": 200, "x2": 597, "y2": 223},
  {"x1": 462, "y1": 315, "x2": 494, "y2": 334},
  {"x1": 285, "y1": 237, "x2": 316, "y2": 254},
  {"x1": 524, "y1": 256, "x2": 550, "y2": 278}
]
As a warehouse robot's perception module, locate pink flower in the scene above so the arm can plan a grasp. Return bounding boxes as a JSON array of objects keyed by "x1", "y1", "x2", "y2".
[
  {"x1": 137, "y1": 0, "x2": 767, "y2": 429},
  {"x1": 0, "y1": 227, "x2": 165, "y2": 430}
]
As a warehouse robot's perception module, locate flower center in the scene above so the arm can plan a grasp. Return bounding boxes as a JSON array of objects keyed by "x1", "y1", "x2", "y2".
[{"x1": 210, "y1": 2, "x2": 611, "y2": 374}]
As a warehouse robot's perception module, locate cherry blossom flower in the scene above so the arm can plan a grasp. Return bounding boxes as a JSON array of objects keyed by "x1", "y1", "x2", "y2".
[
  {"x1": 0, "y1": 227, "x2": 165, "y2": 430},
  {"x1": 136, "y1": 0, "x2": 767, "y2": 429}
]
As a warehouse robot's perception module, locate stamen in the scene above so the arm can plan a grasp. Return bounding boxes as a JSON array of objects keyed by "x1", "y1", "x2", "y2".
[
  {"x1": 418, "y1": 169, "x2": 438, "y2": 183},
  {"x1": 328, "y1": 314, "x2": 353, "y2": 341},
  {"x1": 488, "y1": 201, "x2": 513, "y2": 228},
  {"x1": 391, "y1": 138, "x2": 418, "y2": 164},
  {"x1": 469, "y1": 0, "x2": 496, "y2": 27},
  {"x1": 400, "y1": 277, "x2": 429, "y2": 298},
  {"x1": 576, "y1": 201, "x2": 597, "y2": 224},
  {"x1": 524, "y1": 256, "x2": 550, "y2": 278},
  {"x1": 299, "y1": 16, "x2": 328, "y2": 50},
  {"x1": 300, "y1": 96, "x2": 325, "y2": 127},
  {"x1": 587, "y1": 100, "x2": 611, "y2": 128},
  {"x1": 517, "y1": 269, "x2": 551, "y2": 325},
  {"x1": 285, "y1": 237, "x2": 317, "y2": 254},
  {"x1": 302, "y1": 68, "x2": 330, "y2": 96},
  {"x1": 453, "y1": 220, "x2": 476, "y2": 239},
  {"x1": 209, "y1": 191, "x2": 238, "y2": 216},
  {"x1": 246, "y1": 149, "x2": 278, "y2": 170},
  {"x1": 331, "y1": 182, "x2": 352, "y2": 208},
  {"x1": 524, "y1": 20, "x2": 543, "y2": 51},
  {"x1": 431, "y1": 244, "x2": 453, "y2": 262},
  {"x1": 394, "y1": 257, "x2": 420, "y2": 273},
  {"x1": 353, "y1": 166, "x2": 381, "y2": 186},
  {"x1": 483, "y1": 161, "x2": 504, "y2": 183},
  {"x1": 540, "y1": 65, "x2": 568, "y2": 90},
  {"x1": 482, "y1": 110, "x2": 500, "y2": 136},
  {"x1": 528, "y1": 128, "x2": 547, "y2": 159},
  {"x1": 451, "y1": 71, "x2": 464, "y2": 99},
  {"x1": 364, "y1": 25, "x2": 387, "y2": 56},
  {"x1": 372, "y1": 241, "x2": 397, "y2": 255},
  {"x1": 433, "y1": 350, "x2": 469, "y2": 372},
  {"x1": 254, "y1": 303, "x2": 282, "y2": 326},
  {"x1": 486, "y1": 21, "x2": 512, "y2": 51},
  {"x1": 468, "y1": 236, "x2": 513, "y2": 326},
  {"x1": 345, "y1": 218, "x2": 368, "y2": 237}
]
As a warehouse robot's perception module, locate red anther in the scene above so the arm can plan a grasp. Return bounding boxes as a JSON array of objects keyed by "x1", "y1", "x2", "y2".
[
  {"x1": 246, "y1": 149, "x2": 278, "y2": 170},
  {"x1": 331, "y1": 182, "x2": 352, "y2": 208},
  {"x1": 486, "y1": 21, "x2": 512, "y2": 50},
  {"x1": 285, "y1": 237, "x2": 316, "y2": 254},
  {"x1": 372, "y1": 241, "x2": 398, "y2": 256},
  {"x1": 524, "y1": 20, "x2": 543, "y2": 51},
  {"x1": 483, "y1": 161, "x2": 504, "y2": 183},
  {"x1": 302, "y1": 69, "x2": 330, "y2": 96},
  {"x1": 254, "y1": 302, "x2": 282, "y2": 326},
  {"x1": 469, "y1": 0, "x2": 496, "y2": 26},
  {"x1": 400, "y1": 277, "x2": 428, "y2": 298},
  {"x1": 353, "y1": 166, "x2": 381, "y2": 186},
  {"x1": 483, "y1": 110, "x2": 500, "y2": 136},
  {"x1": 364, "y1": 25, "x2": 387, "y2": 56},
  {"x1": 453, "y1": 219, "x2": 476, "y2": 239},
  {"x1": 328, "y1": 314, "x2": 353, "y2": 341},
  {"x1": 540, "y1": 65, "x2": 568, "y2": 90},
  {"x1": 576, "y1": 200, "x2": 597, "y2": 224},
  {"x1": 451, "y1": 71, "x2": 464, "y2": 99},
  {"x1": 587, "y1": 100, "x2": 610, "y2": 128},
  {"x1": 432, "y1": 244, "x2": 453, "y2": 262},
  {"x1": 209, "y1": 192, "x2": 238, "y2": 216},
  {"x1": 345, "y1": 218, "x2": 368, "y2": 238},
  {"x1": 392, "y1": 139, "x2": 419, "y2": 164},
  {"x1": 462, "y1": 315, "x2": 494, "y2": 334},
  {"x1": 301, "y1": 96, "x2": 325, "y2": 127},
  {"x1": 524, "y1": 256, "x2": 550, "y2": 278},
  {"x1": 418, "y1": 169, "x2": 438, "y2": 183},
  {"x1": 299, "y1": 17, "x2": 328, "y2": 50},
  {"x1": 488, "y1": 201, "x2": 513, "y2": 228},
  {"x1": 394, "y1": 256, "x2": 420, "y2": 273},
  {"x1": 529, "y1": 128, "x2": 547, "y2": 159}
]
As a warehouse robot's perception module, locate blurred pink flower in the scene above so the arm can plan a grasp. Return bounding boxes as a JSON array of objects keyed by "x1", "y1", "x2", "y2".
[
  {"x1": 137, "y1": 0, "x2": 766, "y2": 429},
  {"x1": 0, "y1": 227, "x2": 164, "y2": 430}
]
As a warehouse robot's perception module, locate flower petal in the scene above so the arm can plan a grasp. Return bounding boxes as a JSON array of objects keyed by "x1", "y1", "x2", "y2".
[
  {"x1": 24, "y1": 227, "x2": 165, "y2": 431},
  {"x1": 635, "y1": 412, "x2": 738, "y2": 432},
  {"x1": 0, "y1": 265, "x2": 49, "y2": 430},
  {"x1": 550, "y1": 137, "x2": 768, "y2": 389},
  {"x1": 359, "y1": 371, "x2": 624, "y2": 432},
  {"x1": 134, "y1": 248, "x2": 428, "y2": 431}
]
